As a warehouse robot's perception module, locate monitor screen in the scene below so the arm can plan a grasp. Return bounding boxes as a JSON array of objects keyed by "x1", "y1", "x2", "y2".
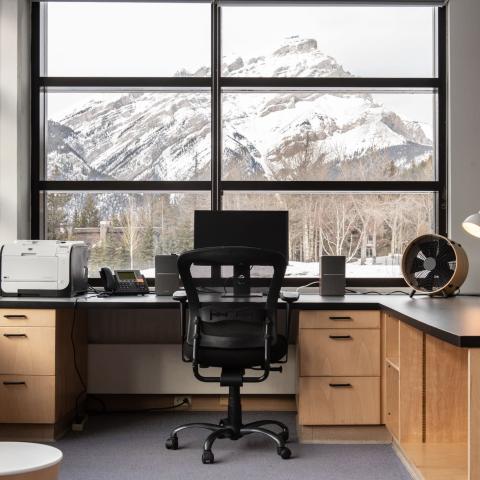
[{"x1": 194, "y1": 210, "x2": 289, "y2": 261}]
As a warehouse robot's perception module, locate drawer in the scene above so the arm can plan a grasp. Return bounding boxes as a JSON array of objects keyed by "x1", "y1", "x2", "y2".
[
  {"x1": 298, "y1": 377, "x2": 380, "y2": 425},
  {"x1": 299, "y1": 310, "x2": 380, "y2": 329},
  {"x1": 0, "y1": 375, "x2": 55, "y2": 423},
  {"x1": 0, "y1": 327, "x2": 55, "y2": 375},
  {"x1": 0, "y1": 309, "x2": 55, "y2": 327},
  {"x1": 299, "y1": 328, "x2": 380, "y2": 376}
]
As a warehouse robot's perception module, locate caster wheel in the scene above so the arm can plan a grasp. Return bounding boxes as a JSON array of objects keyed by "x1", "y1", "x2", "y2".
[
  {"x1": 280, "y1": 431, "x2": 289, "y2": 443},
  {"x1": 202, "y1": 450, "x2": 215, "y2": 464},
  {"x1": 165, "y1": 436, "x2": 178, "y2": 450},
  {"x1": 277, "y1": 446, "x2": 291, "y2": 460}
]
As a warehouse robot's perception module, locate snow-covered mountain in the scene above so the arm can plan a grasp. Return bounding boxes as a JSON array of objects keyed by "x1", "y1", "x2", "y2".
[{"x1": 47, "y1": 37, "x2": 433, "y2": 184}]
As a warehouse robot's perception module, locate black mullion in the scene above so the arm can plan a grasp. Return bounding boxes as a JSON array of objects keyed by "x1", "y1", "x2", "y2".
[
  {"x1": 220, "y1": 77, "x2": 440, "y2": 90},
  {"x1": 211, "y1": 0, "x2": 221, "y2": 210},
  {"x1": 40, "y1": 77, "x2": 211, "y2": 89},
  {"x1": 39, "y1": 181, "x2": 211, "y2": 192},
  {"x1": 31, "y1": 3, "x2": 41, "y2": 239},
  {"x1": 221, "y1": 181, "x2": 441, "y2": 192},
  {"x1": 437, "y1": 6, "x2": 447, "y2": 236}
]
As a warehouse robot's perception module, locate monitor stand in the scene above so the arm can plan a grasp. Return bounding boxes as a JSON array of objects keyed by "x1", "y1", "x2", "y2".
[{"x1": 221, "y1": 264, "x2": 263, "y2": 298}]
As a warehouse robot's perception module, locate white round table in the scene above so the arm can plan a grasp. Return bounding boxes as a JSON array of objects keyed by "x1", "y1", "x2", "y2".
[{"x1": 0, "y1": 443, "x2": 62, "y2": 480}]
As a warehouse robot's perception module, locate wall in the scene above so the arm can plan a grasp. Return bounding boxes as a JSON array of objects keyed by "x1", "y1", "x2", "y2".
[
  {"x1": 448, "y1": 0, "x2": 480, "y2": 294},
  {"x1": 0, "y1": 0, "x2": 30, "y2": 242}
]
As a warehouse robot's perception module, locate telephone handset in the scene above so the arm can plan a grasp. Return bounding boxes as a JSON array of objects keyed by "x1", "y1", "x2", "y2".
[{"x1": 99, "y1": 267, "x2": 149, "y2": 295}]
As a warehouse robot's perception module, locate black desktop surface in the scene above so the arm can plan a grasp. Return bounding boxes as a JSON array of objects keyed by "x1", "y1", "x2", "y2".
[{"x1": 2, "y1": 293, "x2": 480, "y2": 347}]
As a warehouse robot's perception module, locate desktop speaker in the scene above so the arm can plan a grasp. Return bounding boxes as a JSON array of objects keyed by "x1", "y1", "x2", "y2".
[
  {"x1": 319, "y1": 256, "x2": 346, "y2": 296},
  {"x1": 155, "y1": 255, "x2": 179, "y2": 296}
]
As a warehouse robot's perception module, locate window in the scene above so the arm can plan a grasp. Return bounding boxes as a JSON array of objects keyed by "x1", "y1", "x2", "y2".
[{"x1": 32, "y1": 1, "x2": 446, "y2": 283}]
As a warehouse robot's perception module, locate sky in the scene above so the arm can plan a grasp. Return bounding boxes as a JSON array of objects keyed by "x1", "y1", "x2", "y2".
[{"x1": 46, "y1": 2, "x2": 436, "y2": 124}]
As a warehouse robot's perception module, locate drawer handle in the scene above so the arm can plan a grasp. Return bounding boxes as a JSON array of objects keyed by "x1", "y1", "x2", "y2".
[
  {"x1": 329, "y1": 335, "x2": 353, "y2": 340},
  {"x1": 329, "y1": 383, "x2": 353, "y2": 388},
  {"x1": 3, "y1": 381, "x2": 26, "y2": 386},
  {"x1": 3, "y1": 315, "x2": 28, "y2": 319},
  {"x1": 3, "y1": 333, "x2": 27, "y2": 338},
  {"x1": 329, "y1": 316, "x2": 353, "y2": 321}
]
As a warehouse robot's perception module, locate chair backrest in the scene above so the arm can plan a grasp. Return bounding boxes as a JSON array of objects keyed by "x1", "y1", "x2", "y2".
[{"x1": 177, "y1": 246, "x2": 287, "y2": 350}]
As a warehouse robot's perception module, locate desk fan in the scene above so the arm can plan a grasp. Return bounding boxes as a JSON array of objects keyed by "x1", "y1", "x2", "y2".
[{"x1": 401, "y1": 234, "x2": 469, "y2": 297}]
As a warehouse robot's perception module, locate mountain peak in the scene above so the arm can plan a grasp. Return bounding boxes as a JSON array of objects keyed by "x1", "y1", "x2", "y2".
[{"x1": 274, "y1": 37, "x2": 318, "y2": 57}]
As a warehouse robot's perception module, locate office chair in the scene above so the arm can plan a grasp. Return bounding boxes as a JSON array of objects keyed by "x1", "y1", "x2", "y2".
[{"x1": 165, "y1": 246, "x2": 298, "y2": 464}]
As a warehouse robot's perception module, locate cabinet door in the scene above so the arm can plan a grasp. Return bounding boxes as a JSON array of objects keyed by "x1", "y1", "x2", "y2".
[
  {"x1": 0, "y1": 375, "x2": 55, "y2": 423},
  {"x1": 299, "y1": 328, "x2": 380, "y2": 376},
  {"x1": 0, "y1": 309, "x2": 55, "y2": 327},
  {"x1": 299, "y1": 310, "x2": 380, "y2": 329},
  {"x1": 298, "y1": 377, "x2": 380, "y2": 425},
  {"x1": 385, "y1": 363, "x2": 399, "y2": 440},
  {"x1": 0, "y1": 327, "x2": 55, "y2": 375}
]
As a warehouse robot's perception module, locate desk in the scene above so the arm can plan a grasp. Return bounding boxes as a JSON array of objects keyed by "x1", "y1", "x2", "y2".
[{"x1": 1, "y1": 293, "x2": 480, "y2": 480}]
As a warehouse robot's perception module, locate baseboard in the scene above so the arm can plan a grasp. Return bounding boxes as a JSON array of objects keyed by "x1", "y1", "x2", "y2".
[
  {"x1": 0, "y1": 413, "x2": 74, "y2": 443},
  {"x1": 298, "y1": 424, "x2": 392, "y2": 444},
  {"x1": 87, "y1": 393, "x2": 297, "y2": 413}
]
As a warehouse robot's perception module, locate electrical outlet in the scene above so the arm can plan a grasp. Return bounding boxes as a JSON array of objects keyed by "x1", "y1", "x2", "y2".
[
  {"x1": 72, "y1": 414, "x2": 88, "y2": 432},
  {"x1": 174, "y1": 396, "x2": 191, "y2": 409}
]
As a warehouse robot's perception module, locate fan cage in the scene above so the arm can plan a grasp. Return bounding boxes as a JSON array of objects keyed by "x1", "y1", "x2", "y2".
[{"x1": 401, "y1": 234, "x2": 469, "y2": 296}]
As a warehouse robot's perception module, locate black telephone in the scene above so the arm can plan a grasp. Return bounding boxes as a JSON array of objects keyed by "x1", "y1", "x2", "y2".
[{"x1": 99, "y1": 267, "x2": 150, "y2": 295}]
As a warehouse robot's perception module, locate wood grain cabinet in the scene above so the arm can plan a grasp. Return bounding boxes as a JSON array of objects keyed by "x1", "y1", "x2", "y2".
[
  {"x1": 382, "y1": 313, "x2": 475, "y2": 480},
  {"x1": 0, "y1": 308, "x2": 86, "y2": 440},
  {"x1": 297, "y1": 310, "x2": 381, "y2": 433}
]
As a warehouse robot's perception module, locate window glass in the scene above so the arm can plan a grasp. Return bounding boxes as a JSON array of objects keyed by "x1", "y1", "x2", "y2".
[
  {"x1": 222, "y1": 91, "x2": 435, "y2": 181},
  {"x1": 47, "y1": 2, "x2": 211, "y2": 77},
  {"x1": 223, "y1": 192, "x2": 435, "y2": 278},
  {"x1": 45, "y1": 192, "x2": 210, "y2": 275},
  {"x1": 222, "y1": 7, "x2": 435, "y2": 78},
  {"x1": 46, "y1": 91, "x2": 211, "y2": 181}
]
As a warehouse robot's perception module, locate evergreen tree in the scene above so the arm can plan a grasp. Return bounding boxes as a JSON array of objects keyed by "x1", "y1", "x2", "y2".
[
  {"x1": 46, "y1": 194, "x2": 70, "y2": 240},
  {"x1": 138, "y1": 225, "x2": 155, "y2": 269},
  {"x1": 78, "y1": 195, "x2": 100, "y2": 227}
]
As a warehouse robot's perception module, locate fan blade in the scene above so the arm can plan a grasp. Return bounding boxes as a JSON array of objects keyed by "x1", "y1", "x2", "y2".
[
  {"x1": 416, "y1": 249, "x2": 427, "y2": 261},
  {"x1": 414, "y1": 269, "x2": 431, "y2": 279},
  {"x1": 411, "y1": 257, "x2": 425, "y2": 273}
]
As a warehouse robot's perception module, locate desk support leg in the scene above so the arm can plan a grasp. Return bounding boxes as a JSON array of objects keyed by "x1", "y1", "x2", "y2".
[{"x1": 468, "y1": 349, "x2": 480, "y2": 480}]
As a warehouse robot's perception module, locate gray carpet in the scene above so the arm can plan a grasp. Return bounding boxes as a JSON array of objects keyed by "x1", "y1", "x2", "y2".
[{"x1": 54, "y1": 412, "x2": 412, "y2": 480}]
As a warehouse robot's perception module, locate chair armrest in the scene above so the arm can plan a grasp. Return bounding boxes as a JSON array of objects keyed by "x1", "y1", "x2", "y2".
[
  {"x1": 280, "y1": 291, "x2": 299, "y2": 303},
  {"x1": 277, "y1": 291, "x2": 299, "y2": 363},
  {"x1": 173, "y1": 290, "x2": 187, "y2": 302},
  {"x1": 173, "y1": 290, "x2": 188, "y2": 360}
]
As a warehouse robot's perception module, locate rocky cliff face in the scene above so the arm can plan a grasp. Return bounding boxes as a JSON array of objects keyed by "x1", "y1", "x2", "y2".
[{"x1": 47, "y1": 36, "x2": 433, "y2": 185}]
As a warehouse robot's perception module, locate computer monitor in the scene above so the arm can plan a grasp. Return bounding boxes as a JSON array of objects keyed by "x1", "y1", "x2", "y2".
[{"x1": 194, "y1": 210, "x2": 289, "y2": 296}]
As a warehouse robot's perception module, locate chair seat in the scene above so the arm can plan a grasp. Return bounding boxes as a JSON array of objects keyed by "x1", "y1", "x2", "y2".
[{"x1": 184, "y1": 334, "x2": 288, "y2": 368}]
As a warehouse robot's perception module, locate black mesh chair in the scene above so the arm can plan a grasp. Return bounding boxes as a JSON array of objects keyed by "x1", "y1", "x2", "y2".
[{"x1": 165, "y1": 246, "x2": 298, "y2": 464}]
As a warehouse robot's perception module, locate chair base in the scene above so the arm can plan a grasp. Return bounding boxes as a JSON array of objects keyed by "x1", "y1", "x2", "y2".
[{"x1": 165, "y1": 385, "x2": 292, "y2": 464}]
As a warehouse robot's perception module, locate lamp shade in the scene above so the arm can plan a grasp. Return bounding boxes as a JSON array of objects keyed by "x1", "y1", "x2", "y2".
[{"x1": 462, "y1": 212, "x2": 480, "y2": 238}]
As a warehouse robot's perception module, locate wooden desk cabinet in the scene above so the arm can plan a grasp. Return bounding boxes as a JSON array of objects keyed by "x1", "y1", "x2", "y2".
[
  {"x1": 297, "y1": 310, "x2": 382, "y2": 434},
  {"x1": 0, "y1": 308, "x2": 86, "y2": 441},
  {"x1": 382, "y1": 312, "x2": 479, "y2": 480}
]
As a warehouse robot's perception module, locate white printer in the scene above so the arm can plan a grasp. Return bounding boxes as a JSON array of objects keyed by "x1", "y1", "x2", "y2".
[{"x1": 0, "y1": 240, "x2": 89, "y2": 297}]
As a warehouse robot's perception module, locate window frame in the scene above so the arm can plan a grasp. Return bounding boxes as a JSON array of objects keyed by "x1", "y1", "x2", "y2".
[{"x1": 31, "y1": 1, "x2": 447, "y2": 287}]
